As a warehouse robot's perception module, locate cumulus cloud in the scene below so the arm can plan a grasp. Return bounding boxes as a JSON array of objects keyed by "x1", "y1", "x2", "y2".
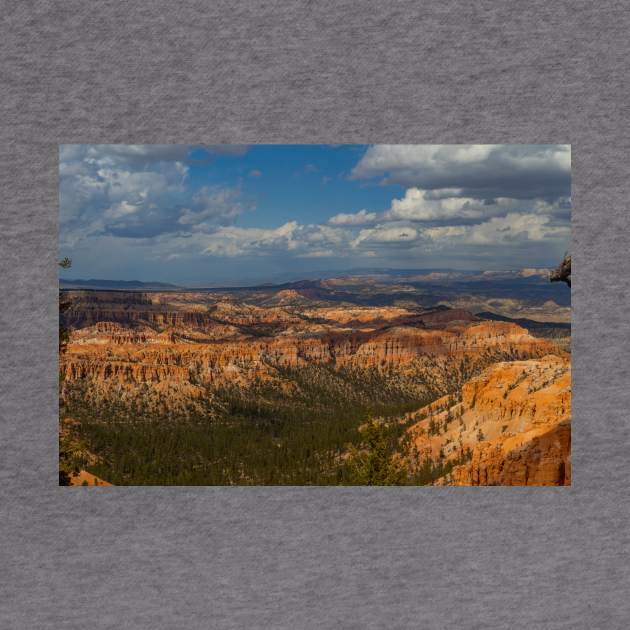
[
  {"x1": 328, "y1": 209, "x2": 379, "y2": 225},
  {"x1": 424, "y1": 213, "x2": 570, "y2": 245},
  {"x1": 178, "y1": 187, "x2": 246, "y2": 230},
  {"x1": 59, "y1": 144, "x2": 249, "y2": 245},
  {"x1": 328, "y1": 145, "x2": 571, "y2": 256},
  {"x1": 105, "y1": 200, "x2": 142, "y2": 219},
  {"x1": 353, "y1": 144, "x2": 571, "y2": 201},
  {"x1": 385, "y1": 188, "x2": 488, "y2": 222},
  {"x1": 352, "y1": 225, "x2": 420, "y2": 248},
  {"x1": 327, "y1": 188, "x2": 571, "y2": 227},
  {"x1": 201, "y1": 222, "x2": 351, "y2": 258}
]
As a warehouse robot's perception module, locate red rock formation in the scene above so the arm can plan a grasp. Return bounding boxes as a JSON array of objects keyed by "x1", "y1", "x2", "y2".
[
  {"x1": 59, "y1": 290, "x2": 571, "y2": 485},
  {"x1": 62, "y1": 320, "x2": 553, "y2": 388},
  {"x1": 404, "y1": 355, "x2": 571, "y2": 486},
  {"x1": 60, "y1": 292, "x2": 567, "y2": 452}
]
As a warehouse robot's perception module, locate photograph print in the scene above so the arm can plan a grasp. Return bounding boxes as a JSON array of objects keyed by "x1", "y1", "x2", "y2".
[{"x1": 59, "y1": 144, "x2": 571, "y2": 486}]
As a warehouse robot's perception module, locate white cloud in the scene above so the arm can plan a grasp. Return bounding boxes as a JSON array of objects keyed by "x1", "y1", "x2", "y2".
[
  {"x1": 352, "y1": 225, "x2": 419, "y2": 248},
  {"x1": 328, "y1": 209, "x2": 379, "y2": 225},
  {"x1": 201, "y1": 222, "x2": 351, "y2": 258},
  {"x1": 104, "y1": 200, "x2": 141, "y2": 219},
  {"x1": 329, "y1": 188, "x2": 563, "y2": 226},
  {"x1": 95, "y1": 167, "x2": 183, "y2": 202},
  {"x1": 355, "y1": 145, "x2": 498, "y2": 177},
  {"x1": 353, "y1": 144, "x2": 571, "y2": 200},
  {"x1": 178, "y1": 187, "x2": 245, "y2": 230},
  {"x1": 425, "y1": 213, "x2": 570, "y2": 245},
  {"x1": 175, "y1": 211, "x2": 569, "y2": 261},
  {"x1": 59, "y1": 145, "x2": 247, "y2": 244},
  {"x1": 385, "y1": 188, "x2": 486, "y2": 222}
]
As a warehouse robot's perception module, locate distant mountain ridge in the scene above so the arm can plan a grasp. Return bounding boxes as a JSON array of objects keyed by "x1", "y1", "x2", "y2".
[
  {"x1": 60, "y1": 267, "x2": 555, "y2": 293},
  {"x1": 60, "y1": 267, "x2": 555, "y2": 290},
  {"x1": 60, "y1": 278, "x2": 181, "y2": 290}
]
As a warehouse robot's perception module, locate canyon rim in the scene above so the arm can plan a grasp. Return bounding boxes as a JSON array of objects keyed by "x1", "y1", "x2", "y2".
[{"x1": 58, "y1": 144, "x2": 571, "y2": 486}]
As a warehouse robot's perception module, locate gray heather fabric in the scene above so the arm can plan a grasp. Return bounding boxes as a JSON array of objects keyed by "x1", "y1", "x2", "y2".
[{"x1": 1, "y1": 2, "x2": 628, "y2": 628}]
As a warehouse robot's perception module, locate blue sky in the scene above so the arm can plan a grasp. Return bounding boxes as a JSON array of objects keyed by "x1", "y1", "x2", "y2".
[
  {"x1": 59, "y1": 144, "x2": 571, "y2": 286},
  {"x1": 187, "y1": 145, "x2": 398, "y2": 228}
]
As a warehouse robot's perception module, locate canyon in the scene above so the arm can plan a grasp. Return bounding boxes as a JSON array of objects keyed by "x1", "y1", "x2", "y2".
[{"x1": 59, "y1": 275, "x2": 571, "y2": 486}]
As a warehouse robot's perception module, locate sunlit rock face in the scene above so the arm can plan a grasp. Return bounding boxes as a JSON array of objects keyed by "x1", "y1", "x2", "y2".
[
  {"x1": 61, "y1": 290, "x2": 555, "y2": 408},
  {"x1": 404, "y1": 355, "x2": 571, "y2": 486}
]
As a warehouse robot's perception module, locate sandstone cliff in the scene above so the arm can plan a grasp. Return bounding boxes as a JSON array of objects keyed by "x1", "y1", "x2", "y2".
[
  {"x1": 61, "y1": 317, "x2": 554, "y2": 394},
  {"x1": 404, "y1": 355, "x2": 571, "y2": 485}
]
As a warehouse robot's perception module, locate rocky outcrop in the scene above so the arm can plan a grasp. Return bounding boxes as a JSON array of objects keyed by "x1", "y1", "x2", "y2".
[
  {"x1": 404, "y1": 355, "x2": 571, "y2": 486},
  {"x1": 69, "y1": 470, "x2": 112, "y2": 486},
  {"x1": 449, "y1": 420, "x2": 571, "y2": 486},
  {"x1": 62, "y1": 320, "x2": 554, "y2": 388},
  {"x1": 61, "y1": 358, "x2": 193, "y2": 385},
  {"x1": 61, "y1": 291, "x2": 303, "y2": 332}
]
